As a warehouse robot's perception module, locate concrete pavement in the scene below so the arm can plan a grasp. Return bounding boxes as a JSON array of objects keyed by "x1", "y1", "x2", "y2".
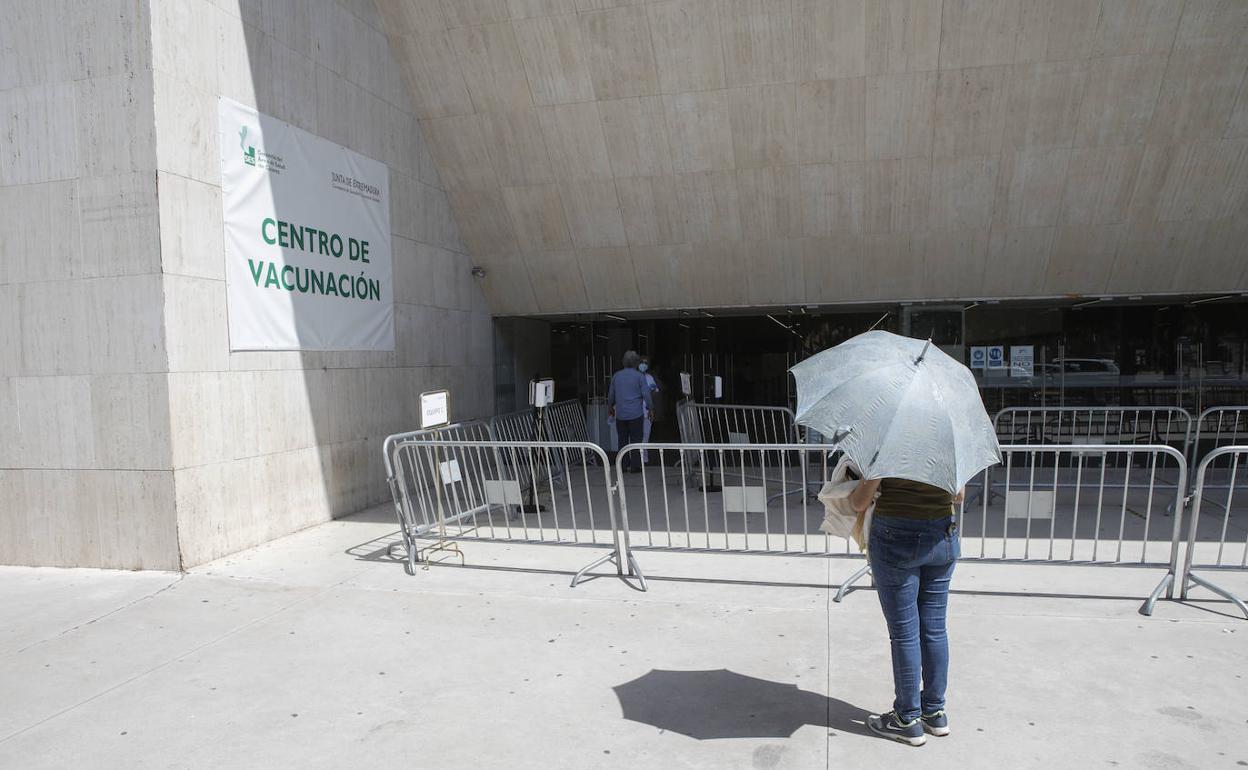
[{"x1": 2, "y1": 507, "x2": 1246, "y2": 769}]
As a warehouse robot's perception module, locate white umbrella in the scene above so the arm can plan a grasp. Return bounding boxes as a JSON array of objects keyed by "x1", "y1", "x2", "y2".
[{"x1": 790, "y1": 330, "x2": 1001, "y2": 494}]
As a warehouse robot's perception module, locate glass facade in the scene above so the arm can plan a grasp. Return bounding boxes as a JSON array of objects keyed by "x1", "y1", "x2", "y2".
[{"x1": 548, "y1": 298, "x2": 1248, "y2": 416}]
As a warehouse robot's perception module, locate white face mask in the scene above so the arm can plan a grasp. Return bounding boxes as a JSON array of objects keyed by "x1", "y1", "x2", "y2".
[{"x1": 639, "y1": 363, "x2": 649, "y2": 373}]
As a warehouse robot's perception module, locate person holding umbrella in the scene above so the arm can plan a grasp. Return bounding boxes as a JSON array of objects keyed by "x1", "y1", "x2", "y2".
[{"x1": 790, "y1": 331, "x2": 1002, "y2": 747}]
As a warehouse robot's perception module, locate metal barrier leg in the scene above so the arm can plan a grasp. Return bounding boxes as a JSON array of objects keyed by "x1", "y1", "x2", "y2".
[
  {"x1": 570, "y1": 549, "x2": 648, "y2": 591},
  {"x1": 1140, "y1": 570, "x2": 1174, "y2": 616},
  {"x1": 834, "y1": 563, "x2": 872, "y2": 603},
  {"x1": 1184, "y1": 572, "x2": 1248, "y2": 619},
  {"x1": 627, "y1": 552, "x2": 648, "y2": 592}
]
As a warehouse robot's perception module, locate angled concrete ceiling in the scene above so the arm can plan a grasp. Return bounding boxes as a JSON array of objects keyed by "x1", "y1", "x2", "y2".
[{"x1": 376, "y1": 0, "x2": 1248, "y2": 315}]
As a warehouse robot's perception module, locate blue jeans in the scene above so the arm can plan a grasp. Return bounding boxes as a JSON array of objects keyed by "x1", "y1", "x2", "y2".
[
  {"x1": 868, "y1": 514, "x2": 960, "y2": 723},
  {"x1": 615, "y1": 417, "x2": 644, "y2": 470}
]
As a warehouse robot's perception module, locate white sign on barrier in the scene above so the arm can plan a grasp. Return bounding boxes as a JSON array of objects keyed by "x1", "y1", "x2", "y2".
[
  {"x1": 420, "y1": 390, "x2": 450, "y2": 429},
  {"x1": 722, "y1": 485, "x2": 767, "y2": 514},
  {"x1": 485, "y1": 479, "x2": 523, "y2": 506},
  {"x1": 1005, "y1": 490, "x2": 1055, "y2": 520},
  {"x1": 219, "y1": 97, "x2": 393, "y2": 351},
  {"x1": 728, "y1": 431, "x2": 750, "y2": 444},
  {"x1": 439, "y1": 459, "x2": 462, "y2": 485},
  {"x1": 680, "y1": 372, "x2": 692, "y2": 396}
]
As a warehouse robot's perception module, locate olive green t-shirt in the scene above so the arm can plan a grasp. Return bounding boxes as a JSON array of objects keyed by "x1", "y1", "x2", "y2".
[{"x1": 873, "y1": 478, "x2": 955, "y2": 520}]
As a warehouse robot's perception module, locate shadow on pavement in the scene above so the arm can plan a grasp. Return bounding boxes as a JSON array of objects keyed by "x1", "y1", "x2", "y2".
[{"x1": 612, "y1": 668, "x2": 873, "y2": 740}]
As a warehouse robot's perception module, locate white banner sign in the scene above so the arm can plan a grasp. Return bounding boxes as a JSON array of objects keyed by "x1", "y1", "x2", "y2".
[
  {"x1": 1010, "y1": 345, "x2": 1035, "y2": 378},
  {"x1": 219, "y1": 98, "x2": 393, "y2": 350}
]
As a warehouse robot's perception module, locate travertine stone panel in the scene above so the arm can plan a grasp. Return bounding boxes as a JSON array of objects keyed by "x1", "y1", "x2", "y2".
[
  {"x1": 1003, "y1": 61, "x2": 1087, "y2": 151},
  {"x1": 525, "y1": 250, "x2": 590, "y2": 311},
  {"x1": 441, "y1": 0, "x2": 510, "y2": 28},
  {"x1": 993, "y1": 148, "x2": 1071, "y2": 229},
  {"x1": 720, "y1": 0, "x2": 795, "y2": 86},
  {"x1": 0, "y1": 83, "x2": 78, "y2": 185},
  {"x1": 859, "y1": 232, "x2": 919, "y2": 299},
  {"x1": 983, "y1": 226, "x2": 1054, "y2": 296},
  {"x1": 599, "y1": 96, "x2": 674, "y2": 176},
  {"x1": 865, "y1": 71, "x2": 937, "y2": 159},
  {"x1": 391, "y1": 30, "x2": 474, "y2": 118},
  {"x1": 865, "y1": 0, "x2": 942, "y2": 75},
  {"x1": 503, "y1": 184, "x2": 574, "y2": 250},
  {"x1": 737, "y1": 166, "x2": 804, "y2": 241},
  {"x1": 1092, "y1": 0, "x2": 1184, "y2": 57},
  {"x1": 801, "y1": 163, "x2": 866, "y2": 235},
  {"x1": 664, "y1": 90, "x2": 736, "y2": 173},
  {"x1": 863, "y1": 158, "x2": 931, "y2": 233},
  {"x1": 616, "y1": 175, "x2": 685, "y2": 245},
  {"x1": 933, "y1": 65, "x2": 1009, "y2": 158},
  {"x1": 449, "y1": 188, "x2": 520, "y2": 253},
  {"x1": 450, "y1": 22, "x2": 534, "y2": 114},
  {"x1": 514, "y1": 15, "x2": 595, "y2": 105},
  {"x1": 688, "y1": 240, "x2": 748, "y2": 306},
  {"x1": 798, "y1": 78, "x2": 866, "y2": 164},
  {"x1": 1060, "y1": 145, "x2": 1144, "y2": 225},
  {"x1": 559, "y1": 178, "x2": 628, "y2": 248},
  {"x1": 648, "y1": 0, "x2": 726, "y2": 93},
  {"x1": 916, "y1": 229, "x2": 990, "y2": 299},
  {"x1": 480, "y1": 108, "x2": 555, "y2": 186},
  {"x1": 1044, "y1": 224, "x2": 1125, "y2": 294},
  {"x1": 510, "y1": 0, "x2": 579, "y2": 18},
  {"x1": 1170, "y1": 218, "x2": 1248, "y2": 291},
  {"x1": 1107, "y1": 220, "x2": 1189, "y2": 293},
  {"x1": 1174, "y1": 0, "x2": 1248, "y2": 51},
  {"x1": 802, "y1": 233, "x2": 863, "y2": 301},
  {"x1": 421, "y1": 114, "x2": 499, "y2": 190},
  {"x1": 1147, "y1": 46, "x2": 1248, "y2": 143},
  {"x1": 478, "y1": 257, "x2": 540, "y2": 313},
  {"x1": 1014, "y1": 0, "x2": 1101, "y2": 63},
  {"x1": 745, "y1": 237, "x2": 804, "y2": 305},
  {"x1": 578, "y1": 247, "x2": 640, "y2": 308},
  {"x1": 938, "y1": 0, "x2": 1023, "y2": 70},
  {"x1": 929, "y1": 156, "x2": 998, "y2": 230},
  {"x1": 538, "y1": 102, "x2": 614, "y2": 179},
  {"x1": 630, "y1": 243, "x2": 695, "y2": 308},
  {"x1": 794, "y1": 0, "x2": 866, "y2": 80},
  {"x1": 728, "y1": 84, "x2": 799, "y2": 168},
  {"x1": 581, "y1": 5, "x2": 659, "y2": 99},
  {"x1": 675, "y1": 170, "x2": 742, "y2": 243},
  {"x1": 1074, "y1": 54, "x2": 1167, "y2": 147}
]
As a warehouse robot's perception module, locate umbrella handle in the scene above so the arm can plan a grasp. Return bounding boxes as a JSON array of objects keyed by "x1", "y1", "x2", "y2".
[{"x1": 915, "y1": 337, "x2": 933, "y2": 365}]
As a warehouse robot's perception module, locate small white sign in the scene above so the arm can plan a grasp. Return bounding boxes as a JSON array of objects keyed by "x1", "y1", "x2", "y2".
[
  {"x1": 420, "y1": 390, "x2": 450, "y2": 429},
  {"x1": 529, "y1": 378, "x2": 554, "y2": 408},
  {"x1": 728, "y1": 431, "x2": 750, "y2": 445},
  {"x1": 970, "y1": 346, "x2": 987, "y2": 369},
  {"x1": 1010, "y1": 346, "x2": 1035, "y2": 378},
  {"x1": 438, "y1": 459, "x2": 462, "y2": 485},
  {"x1": 723, "y1": 485, "x2": 768, "y2": 514},
  {"x1": 680, "y1": 372, "x2": 692, "y2": 396},
  {"x1": 713, "y1": 375, "x2": 723, "y2": 399},
  {"x1": 1005, "y1": 490, "x2": 1055, "y2": 520},
  {"x1": 987, "y1": 346, "x2": 1006, "y2": 370}
]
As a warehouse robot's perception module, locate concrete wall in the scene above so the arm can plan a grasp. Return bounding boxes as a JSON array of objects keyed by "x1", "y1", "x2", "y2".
[
  {"x1": 1, "y1": 0, "x2": 493, "y2": 571},
  {"x1": 150, "y1": 0, "x2": 493, "y2": 567},
  {"x1": 0, "y1": 1, "x2": 180, "y2": 569}
]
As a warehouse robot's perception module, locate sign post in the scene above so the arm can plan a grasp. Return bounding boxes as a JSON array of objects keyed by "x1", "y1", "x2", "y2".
[{"x1": 417, "y1": 389, "x2": 462, "y2": 567}]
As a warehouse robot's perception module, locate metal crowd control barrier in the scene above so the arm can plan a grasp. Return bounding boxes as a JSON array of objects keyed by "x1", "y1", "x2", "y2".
[
  {"x1": 1180, "y1": 446, "x2": 1248, "y2": 618},
  {"x1": 676, "y1": 402, "x2": 798, "y2": 445},
  {"x1": 386, "y1": 435, "x2": 642, "y2": 587},
  {"x1": 994, "y1": 407, "x2": 1193, "y2": 456},
  {"x1": 1191, "y1": 407, "x2": 1248, "y2": 465},
  {"x1": 835, "y1": 444, "x2": 1189, "y2": 615}
]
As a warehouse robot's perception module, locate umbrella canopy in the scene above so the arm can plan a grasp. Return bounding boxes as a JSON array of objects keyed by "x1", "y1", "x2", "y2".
[{"x1": 790, "y1": 330, "x2": 1001, "y2": 494}]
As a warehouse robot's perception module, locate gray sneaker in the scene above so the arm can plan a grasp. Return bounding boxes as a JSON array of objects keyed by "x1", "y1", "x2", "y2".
[
  {"x1": 867, "y1": 711, "x2": 926, "y2": 746},
  {"x1": 921, "y1": 710, "x2": 950, "y2": 736}
]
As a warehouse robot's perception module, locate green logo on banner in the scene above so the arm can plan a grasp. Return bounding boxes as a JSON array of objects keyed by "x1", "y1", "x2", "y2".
[{"x1": 240, "y1": 125, "x2": 255, "y2": 166}]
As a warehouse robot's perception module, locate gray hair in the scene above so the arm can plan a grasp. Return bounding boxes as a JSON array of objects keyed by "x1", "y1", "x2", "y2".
[{"x1": 622, "y1": 350, "x2": 641, "y2": 368}]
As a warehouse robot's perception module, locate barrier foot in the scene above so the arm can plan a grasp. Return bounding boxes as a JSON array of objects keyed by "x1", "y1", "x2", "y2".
[
  {"x1": 627, "y1": 552, "x2": 648, "y2": 592},
  {"x1": 388, "y1": 538, "x2": 419, "y2": 577},
  {"x1": 1185, "y1": 572, "x2": 1248, "y2": 620},
  {"x1": 1140, "y1": 571, "x2": 1173, "y2": 616},
  {"x1": 834, "y1": 563, "x2": 872, "y2": 603}
]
